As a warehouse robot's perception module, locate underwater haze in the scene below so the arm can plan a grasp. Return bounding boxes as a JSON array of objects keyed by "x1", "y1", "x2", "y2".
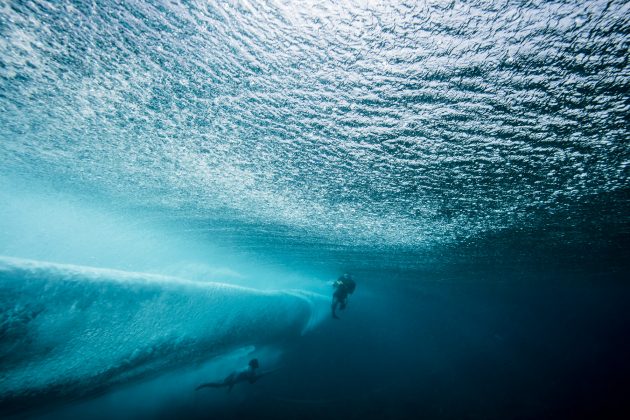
[{"x1": 1, "y1": 0, "x2": 629, "y2": 419}]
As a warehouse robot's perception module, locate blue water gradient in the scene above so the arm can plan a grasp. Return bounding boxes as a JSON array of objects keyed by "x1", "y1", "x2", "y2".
[{"x1": 1, "y1": 0, "x2": 629, "y2": 418}]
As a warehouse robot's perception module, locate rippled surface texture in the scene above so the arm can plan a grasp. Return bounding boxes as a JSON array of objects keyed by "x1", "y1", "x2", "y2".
[
  {"x1": 1, "y1": 1, "x2": 629, "y2": 419},
  {"x1": 2, "y1": 0, "x2": 627, "y2": 251}
]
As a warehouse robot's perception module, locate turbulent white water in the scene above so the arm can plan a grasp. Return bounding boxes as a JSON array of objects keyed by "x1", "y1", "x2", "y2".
[{"x1": 0, "y1": 256, "x2": 327, "y2": 407}]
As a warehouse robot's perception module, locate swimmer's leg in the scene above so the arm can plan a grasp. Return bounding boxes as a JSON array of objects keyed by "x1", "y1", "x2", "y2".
[
  {"x1": 196, "y1": 373, "x2": 235, "y2": 391},
  {"x1": 339, "y1": 298, "x2": 347, "y2": 310},
  {"x1": 331, "y1": 299, "x2": 340, "y2": 319}
]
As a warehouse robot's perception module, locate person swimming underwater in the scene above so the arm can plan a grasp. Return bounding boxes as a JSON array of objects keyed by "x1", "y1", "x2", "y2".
[
  {"x1": 332, "y1": 273, "x2": 356, "y2": 319},
  {"x1": 195, "y1": 359, "x2": 267, "y2": 393}
]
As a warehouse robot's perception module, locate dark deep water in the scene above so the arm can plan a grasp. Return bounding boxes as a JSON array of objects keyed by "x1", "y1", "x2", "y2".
[
  {"x1": 195, "y1": 280, "x2": 630, "y2": 420},
  {"x1": 1, "y1": 0, "x2": 629, "y2": 419}
]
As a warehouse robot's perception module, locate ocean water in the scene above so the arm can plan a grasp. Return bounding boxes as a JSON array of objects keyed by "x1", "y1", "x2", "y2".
[{"x1": 1, "y1": 0, "x2": 629, "y2": 419}]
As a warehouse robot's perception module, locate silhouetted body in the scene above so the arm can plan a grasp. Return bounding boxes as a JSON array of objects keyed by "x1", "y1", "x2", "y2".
[
  {"x1": 332, "y1": 273, "x2": 356, "y2": 319},
  {"x1": 195, "y1": 358, "x2": 261, "y2": 393}
]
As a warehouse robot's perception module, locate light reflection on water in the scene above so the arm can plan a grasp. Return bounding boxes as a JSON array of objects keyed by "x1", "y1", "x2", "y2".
[{"x1": 0, "y1": 0, "x2": 627, "y2": 254}]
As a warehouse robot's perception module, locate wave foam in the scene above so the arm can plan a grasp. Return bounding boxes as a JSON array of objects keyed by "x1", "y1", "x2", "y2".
[{"x1": 0, "y1": 256, "x2": 327, "y2": 411}]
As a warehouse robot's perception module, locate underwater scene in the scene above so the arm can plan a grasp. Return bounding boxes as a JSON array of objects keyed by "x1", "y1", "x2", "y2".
[{"x1": 1, "y1": 0, "x2": 628, "y2": 419}]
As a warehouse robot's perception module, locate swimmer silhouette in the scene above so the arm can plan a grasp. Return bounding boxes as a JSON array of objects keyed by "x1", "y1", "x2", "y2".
[
  {"x1": 332, "y1": 273, "x2": 356, "y2": 319},
  {"x1": 195, "y1": 359, "x2": 272, "y2": 393}
]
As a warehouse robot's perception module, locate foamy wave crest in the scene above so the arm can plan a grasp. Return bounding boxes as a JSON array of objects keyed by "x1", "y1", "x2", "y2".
[{"x1": 0, "y1": 256, "x2": 327, "y2": 411}]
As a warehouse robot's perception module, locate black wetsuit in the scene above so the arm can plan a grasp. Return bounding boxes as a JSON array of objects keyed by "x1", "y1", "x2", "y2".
[{"x1": 332, "y1": 278, "x2": 353, "y2": 319}]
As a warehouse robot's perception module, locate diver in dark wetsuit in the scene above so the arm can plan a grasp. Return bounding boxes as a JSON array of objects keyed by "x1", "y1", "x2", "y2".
[
  {"x1": 195, "y1": 358, "x2": 261, "y2": 393},
  {"x1": 332, "y1": 273, "x2": 356, "y2": 319}
]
